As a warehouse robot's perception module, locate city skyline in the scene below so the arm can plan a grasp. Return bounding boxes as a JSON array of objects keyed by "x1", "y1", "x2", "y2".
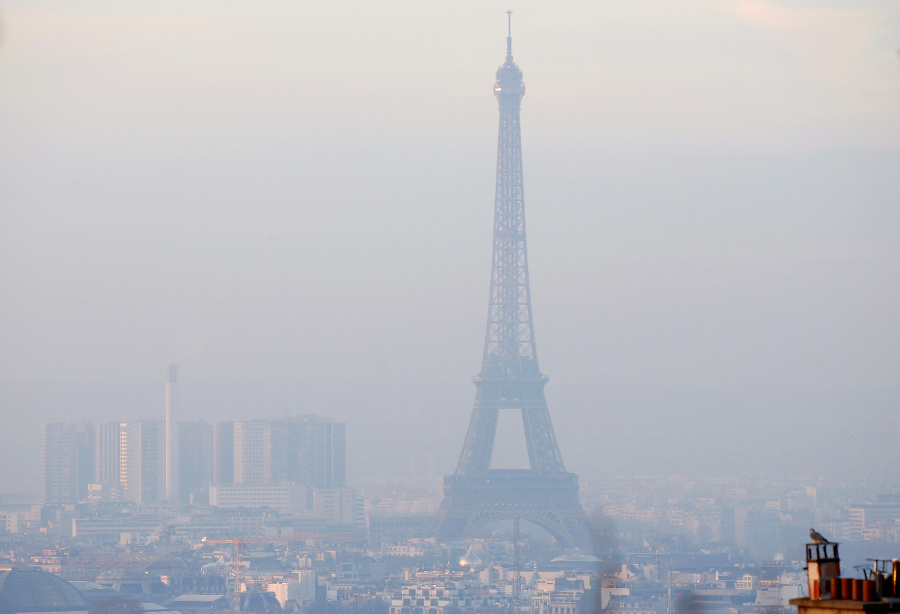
[
  {"x1": 39, "y1": 413, "x2": 346, "y2": 506},
  {"x1": 2, "y1": 2, "x2": 899, "y2": 493}
]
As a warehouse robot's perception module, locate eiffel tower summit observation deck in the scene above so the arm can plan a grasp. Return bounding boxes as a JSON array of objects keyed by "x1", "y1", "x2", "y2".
[{"x1": 431, "y1": 14, "x2": 592, "y2": 549}]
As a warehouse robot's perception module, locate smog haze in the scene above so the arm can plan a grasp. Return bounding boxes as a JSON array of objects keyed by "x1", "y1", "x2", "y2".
[{"x1": 1, "y1": 1, "x2": 899, "y2": 493}]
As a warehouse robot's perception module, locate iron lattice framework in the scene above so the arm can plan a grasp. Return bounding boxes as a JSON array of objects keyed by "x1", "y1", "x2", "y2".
[{"x1": 432, "y1": 19, "x2": 591, "y2": 549}]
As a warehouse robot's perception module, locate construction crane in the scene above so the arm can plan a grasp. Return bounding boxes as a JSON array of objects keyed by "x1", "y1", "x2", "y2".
[{"x1": 200, "y1": 533, "x2": 355, "y2": 605}]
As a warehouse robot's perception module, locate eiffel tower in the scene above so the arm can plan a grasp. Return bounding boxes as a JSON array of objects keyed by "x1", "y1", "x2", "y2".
[{"x1": 431, "y1": 15, "x2": 591, "y2": 549}]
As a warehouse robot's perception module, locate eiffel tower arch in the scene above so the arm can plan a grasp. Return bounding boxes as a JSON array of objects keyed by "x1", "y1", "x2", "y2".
[{"x1": 431, "y1": 16, "x2": 592, "y2": 549}]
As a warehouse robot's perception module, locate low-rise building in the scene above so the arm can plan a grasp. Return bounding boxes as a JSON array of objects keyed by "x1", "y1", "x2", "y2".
[{"x1": 209, "y1": 485, "x2": 306, "y2": 515}]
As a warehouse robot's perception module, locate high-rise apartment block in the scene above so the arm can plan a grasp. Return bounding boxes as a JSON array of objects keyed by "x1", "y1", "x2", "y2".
[
  {"x1": 268, "y1": 417, "x2": 346, "y2": 489},
  {"x1": 40, "y1": 422, "x2": 93, "y2": 504},
  {"x1": 74, "y1": 425, "x2": 95, "y2": 501},
  {"x1": 306, "y1": 418, "x2": 346, "y2": 490},
  {"x1": 233, "y1": 420, "x2": 269, "y2": 485},
  {"x1": 179, "y1": 420, "x2": 213, "y2": 505},
  {"x1": 41, "y1": 421, "x2": 79, "y2": 504},
  {"x1": 165, "y1": 364, "x2": 178, "y2": 503},
  {"x1": 225, "y1": 416, "x2": 345, "y2": 489},
  {"x1": 119, "y1": 420, "x2": 166, "y2": 505},
  {"x1": 95, "y1": 421, "x2": 122, "y2": 486},
  {"x1": 212, "y1": 421, "x2": 235, "y2": 485}
]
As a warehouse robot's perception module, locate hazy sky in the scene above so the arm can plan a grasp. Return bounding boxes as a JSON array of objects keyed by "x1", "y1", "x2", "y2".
[{"x1": 1, "y1": 1, "x2": 899, "y2": 494}]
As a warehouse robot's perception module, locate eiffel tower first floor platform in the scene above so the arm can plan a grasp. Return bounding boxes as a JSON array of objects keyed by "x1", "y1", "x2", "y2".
[{"x1": 431, "y1": 469, "x2": 593, "y2": 550}]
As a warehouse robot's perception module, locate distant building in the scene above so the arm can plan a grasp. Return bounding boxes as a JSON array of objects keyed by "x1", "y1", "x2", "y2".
[
  {"x1": 297, "y1": 416, "x2": 347, "y2": 488},
  {"x1": 845, "y1": 497, "x2": 900, "y2": 542},
  {"x1": 605, "y1": 595, "x2": 658, "y2": 614},
  {"x1": 213, "y1": 421, "x2": 235, "y2": 485},
  {"x1": 40, "y1": 422, "x2": 94, "y2": 504},
  {"x1": 313, "y1": 489, "x2": 355, "y2": 525},
  {"x1": 533, "y1": 574, "x2": 597, "y2": 614},
  {"x1": 95, "y1": 421, "x2": 123, "y2": 488},
  {"x1": 387, "y1": 582, "x2": 466, "y2": 614},
  {"x1": 268, "y1": 570, "x2": 317, "y2": 605},
  {"x1": 86, "y1": 481, "x2": 123, "y2": 502},
  {"x1": 120, "y1": 420, "x2": 165, "y2": 505},
  {"x1": 270, "y1": 416, "x2": 347, "y2": 490},
  {"x1": 233, "y1": 420, "x2": 269, "y2": 485},
  {"x1": 178, "y1": 420, "x2": 213, "y2": 504},
  {"x1": 208, "y1": 484, "x2": 306, "y2": 514},
  {"x1": 74, "y1": 425, "x2": 94, "y2": 500},
  {"x1": 0, "y1": 511, "x2": 19, "y2": 533},
  {"x1": 366, "y1": 515, "x2": 433, "y2": 546},
  {"x1": 226, "y1": 416, "x2": 346, "y2": 490},
  {"x1": 269, "y1": 419, "x2": 304, "y2": 484}
]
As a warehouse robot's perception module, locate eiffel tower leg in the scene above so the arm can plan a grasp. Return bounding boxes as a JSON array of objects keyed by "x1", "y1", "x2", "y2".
[
  {"x1": 454, "y1": 386, "x2": 499, "y2": 475},
  {"x1": 521, "y1": 388, "x2": 565, "y2": 473}
]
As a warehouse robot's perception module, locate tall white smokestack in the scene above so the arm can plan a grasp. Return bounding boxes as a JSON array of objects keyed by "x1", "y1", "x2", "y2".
[{"x1": 165, "y1": 363, "x2": 178, "y2": 504}]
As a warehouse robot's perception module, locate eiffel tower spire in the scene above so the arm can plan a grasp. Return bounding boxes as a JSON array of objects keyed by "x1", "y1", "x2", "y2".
[
  {"x1": 505, "y1": 10, "x2": 514, "y2": 64},
  {"x1": 432, "y1": 17, "x2": 591, "y2": 548}
]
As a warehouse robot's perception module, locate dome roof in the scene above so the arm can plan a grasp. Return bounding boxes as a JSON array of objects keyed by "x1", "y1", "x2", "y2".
[
  {"x1": 0, "y1": 568, "x2": 88, "y2": 613},
  {"x1": 237, "y1": 590, "x2": 281, "y2": 613},
  {"x1": 458, "y1": 545, "x2": 482, "y2": 570}
]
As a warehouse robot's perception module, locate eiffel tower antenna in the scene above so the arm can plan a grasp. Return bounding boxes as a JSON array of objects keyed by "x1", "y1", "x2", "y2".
[
  {"x1": 431, "y1": 14, "x2": 591, "y2": 549},
  {"x1": 506, "y1": 10, "x2": 514, "y2": 62}
]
